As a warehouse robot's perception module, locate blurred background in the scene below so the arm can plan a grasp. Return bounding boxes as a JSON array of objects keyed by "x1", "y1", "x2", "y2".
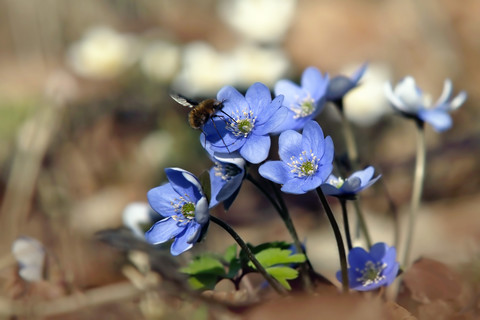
[{"x1": 0, "y1": 0, "x2": 479, "y2": 318}]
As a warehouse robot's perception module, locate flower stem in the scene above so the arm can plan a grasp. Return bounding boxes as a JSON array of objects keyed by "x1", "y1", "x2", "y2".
[
  {"x1": 340, "y1": 199, "x2": 353, "y2": 251},
  {"x1": 315, "y1": 187, "x2": 349, "y2": 293},
  {"x1": 336, "y1": 101, "x2": 372, "y2": 248},
  {"x1": 246, "y1": 174, "x2": 312, "y2": 290},
  {"x1": 210, "y1": 215, "x2": 287, "y2": 295},
  {"x1": 402, "y1": 121, "x2": 426, "y2": 267}
]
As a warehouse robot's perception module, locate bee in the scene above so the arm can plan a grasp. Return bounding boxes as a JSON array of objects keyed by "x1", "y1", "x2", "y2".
[
  {"x1": 169, "y1": 93, "x2": 224, "y2": 130},
  {"x1": 170, "y1": 93, "x2": 232, "y2": 152}
]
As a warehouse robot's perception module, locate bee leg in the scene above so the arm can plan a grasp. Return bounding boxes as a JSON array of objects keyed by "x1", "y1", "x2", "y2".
[{"x1": 208, "y1": 118, "x2": 231, "y2": 153}]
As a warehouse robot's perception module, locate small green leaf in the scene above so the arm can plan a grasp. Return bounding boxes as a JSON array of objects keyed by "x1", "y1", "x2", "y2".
[
  {"x1": 223, "y1": 244, "x2": 237, "y2": 264},
  {"x1": 265, "y1": 266, "x2": 299, "y2": 290},
  {"x1": 248, "y1": 248, "x2": 306, "y2": 269},
  {"x1": 187, "y1": 274, "x2": 219, "y2": 290},
  {"x1": 181, "y1": 255, "x2": 225, "y2": 277}
]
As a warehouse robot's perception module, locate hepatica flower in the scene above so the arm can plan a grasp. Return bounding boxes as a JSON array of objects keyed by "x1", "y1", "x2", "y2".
[
  {"x1": 337, "y1": 242, "x2": 399, "y2": 291},
  {"x1": 146, "y1": 168, "x2": 209, "y2": 255},
  {"x1": 326, "y1": 63, "x2": 367, "y2": 102},
  {"x1": 384, "y1": 76, "x2": 467, "y2": 132},
  {"x1": 203, "y1": 82, "x2": 287, "y2": 164},
  {"x1": 259, "y1": 121, "x2": 334, "y2": 194},
  {"x1": 274, "y1": 67, "x2": 329, "y2": 131},
  {"x1": 321, "y1": 166, "x2": 381, "y2": 200},
  {"x1": 207, "y1": 148, "x2": 246, "y2": 210}
]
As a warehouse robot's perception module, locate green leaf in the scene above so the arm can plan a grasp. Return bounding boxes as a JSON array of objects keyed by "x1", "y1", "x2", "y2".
[
  {"x1": 248, "y1": 248, "x2": 306, "y2": 269},
  {"x1": 223, "y1": 244, "x2": 237, "y2": 264},
  {"x1": 187, "y1": 274, "x2": 219, "y2": 290},
  {"x1": 181, "y1": 255, "x2": 225, "y2": 277},
  {"x1": 265, "y1": 266, "x2": 299, "y2": 290}
]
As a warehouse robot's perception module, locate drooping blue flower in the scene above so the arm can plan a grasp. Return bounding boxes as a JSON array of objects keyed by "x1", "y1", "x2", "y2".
[
  {"x1": 146, "y1": 168, "x2": 209, "y2": 256},
  {"x1": 258, "y1": 120, "x2": 334, "y2": 194},
  {"x1": 321, "y1": 166, "x2": 381, "y2": 200},
  {"x1": 206, "y1": 146, "x2": 246, "y2": 210},
  {"x1": 202, "y1": 82, "x2": 287, "y2": 164},
  {"x1": 274, "y1": 67, "x2": 329, "y2": 132},
  {"x1": 326, "y1": 63, "x2": 368, "y2": 102},
  {"x1": 336, "y1": 242, "x2": 399, "y2": 291},
  {"x1": 384, "y1": 76, "x2": 467, "y2": 132}
]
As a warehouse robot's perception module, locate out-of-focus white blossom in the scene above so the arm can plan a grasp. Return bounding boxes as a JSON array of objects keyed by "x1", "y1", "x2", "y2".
[
  {"x1": 172, "y1": 42, "x2": 236, "y2": 96},
  {"x1": 232, "y1": 44, "x2": 290, "y2": 88},
  {"x1": 67, "y1": 26, "x2": 139, "y2": 80},
  {"x1": 218, "y1": 0, "x2": 297, "y2": 43},
  {"x1": 122, "y1": 202, "x2": 158, "y2": 239},
  {"x1": 12, "y1": 236, "x2": 45, "y2": 282},
  {"x1": 343, "y1": 63, "x2": 392, "y2": 126},
  {"x1": 140, "y1": 40, "x2": 181, "y2": 82}
]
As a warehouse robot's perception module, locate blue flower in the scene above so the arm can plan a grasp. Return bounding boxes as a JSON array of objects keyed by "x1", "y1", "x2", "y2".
[
  {"x1": 274, "y1": 67, "x2": 329, "y2": 131},
  {"x1": 146, "y1": 168, "x2": 209, "y2": 256},
  {"x1": 206, "y1": 147, "x2": 246, "y2": 210},
  {"x1": 258, "y1": 121, "x2": 334, "y2": 194},
  {"x1": 326, "y1": 63, "x2": 367, "y2": 102},
  {"x1": 321, "y1": 166, "x2": 381, "y2": 200},
  {"x1": 384, "y1": 76, "x2": 467, "y2": 132},
  {"x1": 336, "y1": 242, "x2": 399, "y2": 291},
  {"x1": 203, "y1": 82, "x2": 287, "y2": 164}
]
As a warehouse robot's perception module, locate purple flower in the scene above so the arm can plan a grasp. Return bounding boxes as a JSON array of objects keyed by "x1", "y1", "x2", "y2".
[
  {"x1": 258, "y1": 121, "x2": 334, "y2": 194},
  {"x1": 384, "y1": 76, "x2": 467, "y2": 132},
  {"x1": 336, "y1": 242, "x2": 399, "y2": 291},
  {"x1": 321, "y1": 166, "x2": 381, "y2": 200},
  {"x1": 326, "y1": 63, "x2": 367, "y2": 102},
  {"x1": 274, "y1": 67, "x2": 329, "y2": 132},
  {"x1": 202, "y1": 82, "x2": 287, "y2": 164},
  {"x1": 146, "y1": 168, "x2": 209, "y2": 256},
  {"x1": 206, "y1": 147, "x2": 246, "y2": 210}
]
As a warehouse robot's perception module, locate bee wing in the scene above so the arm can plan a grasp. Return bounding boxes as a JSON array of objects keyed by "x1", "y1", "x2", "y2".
[{"x1": 169, "y1": 92, "x2": 198, "y2": 108}]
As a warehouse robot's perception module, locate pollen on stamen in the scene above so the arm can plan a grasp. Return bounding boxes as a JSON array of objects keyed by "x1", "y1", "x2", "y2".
[{"x1": 356, "y1": 261, "x2": 387, "y2": 287}]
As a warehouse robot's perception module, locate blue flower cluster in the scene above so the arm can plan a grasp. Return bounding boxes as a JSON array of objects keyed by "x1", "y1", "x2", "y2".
[{"x1": 141, "y1": 64, "x2": 465, "y2": 292}]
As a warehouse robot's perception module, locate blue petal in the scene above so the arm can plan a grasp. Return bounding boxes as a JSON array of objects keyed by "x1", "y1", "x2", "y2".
[
  {"x1": 245, "y1": 82, "x2": 272, "y2": 113},
  {"x1": 278, "y1": 130, "x2": 303, "y2": 161},
  {"x1": 275, "y1": 79, "x2": 302, "y2": 108},
  {"x1": 351, "y1": 63, "x2": 368, "y2": 84},
  {"x1": 147, "y1": 184, "x2": 179, "y2": 217},
  {"x1": 320, "y1": 183, "x2": 342, "y2": 196},
  {"x1": 145, "y1": 217, "x2": 183, "y2": 245},
  {"x1": 349, "y1": 166, "x2": 375, "y2": 186},
  {"x1": 170, "y1": 223, "x2": 199, "y2": 255},
  {"x1": 208, "y1": 166, "x2": 224, "y2": 208},
  {"x1": 165, "y1": 168, "x2": 203, "y2": 201},
  {"x1": 270, "y1": 108, "x2": 302, "y2": 133},
  {"x1": 281, "y1": 178, "x2": 306, "y2": 194},
  {"x1": 342, "y1": 177, "x2": 362, "y2": 193},
  {"x1": 301, "y1": 67, "x2": 328, "y2": 101},
  {"x1": 320, "y1": 136, "x2": 334, "y2": 165},
  {"x1": 217, "y1": 85, "x2": 248, "y2": 111},
  {"x1": 301, "y1": 121, "x2": 325, "y2": 156},
  {"x1": 300, "y1": 174, "x2": 325, "y2": 193},
  {"x1": 418, "y1": 109, "x2": 452, "y2": 132},
  {"x1": 194, "y1": 196, "x2": 209, "y2": 225},
  {"x1": 316, "y1": 163, "x2": 334, "y2": 183},
  {"x1": 258, "y1": 161, "x2": 291, "y2": 185},
  {"x1": 369, "y1": 242, "x2": 388, "y2": 261},
  {"x1": 255, "y1": 104, "x2": 288, "y2": 135},
  {"x1": 348, "y1": 247, "x2": 371, "y2": 269},
  {"x1": 255, "y1": 94, "x2": 284, "y2": 126},
  {"x1": 217, "y1": 172, "x2": 244, "y2": 203},
  {"x1": 240, "y1": 134, "x2": 270, "y2": 164}
]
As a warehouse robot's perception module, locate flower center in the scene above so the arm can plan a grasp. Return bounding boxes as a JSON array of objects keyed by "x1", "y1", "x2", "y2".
[
  {"x1": 287, "y1": 150, "x2": 319, "y2": 178},
  {"x1": 214, "y1": 162, "x2": 242, "y2": 181},
  {"x1": 171, "y1": 196, "x2": 195, "y2": 222},
  {"x1": 329, "y1": 177, "x2": 344, "y2": 188},
  {"x1": 227, "y1": 109, "x2": 256, "y2": 137},
  {"x1": 356, "y1": 260, "x2": 387, "y2": 287},
  {"x1": 292, "y1": 96, "x2": 316, "y2": 119}
]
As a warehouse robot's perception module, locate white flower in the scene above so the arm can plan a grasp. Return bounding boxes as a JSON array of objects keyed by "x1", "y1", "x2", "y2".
[
  {"x1": 12, "y1": 236, "x2": 45, "y2": 282},
  {"x1": 140, "y1": 40, "x2": 181, "y2": 82},
  {"x1": 67, "y1": 26, "x2": 139, "y2": 80},
  {"x1": 218, "y1": 0, "x2": 297, "y2": 43}
]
